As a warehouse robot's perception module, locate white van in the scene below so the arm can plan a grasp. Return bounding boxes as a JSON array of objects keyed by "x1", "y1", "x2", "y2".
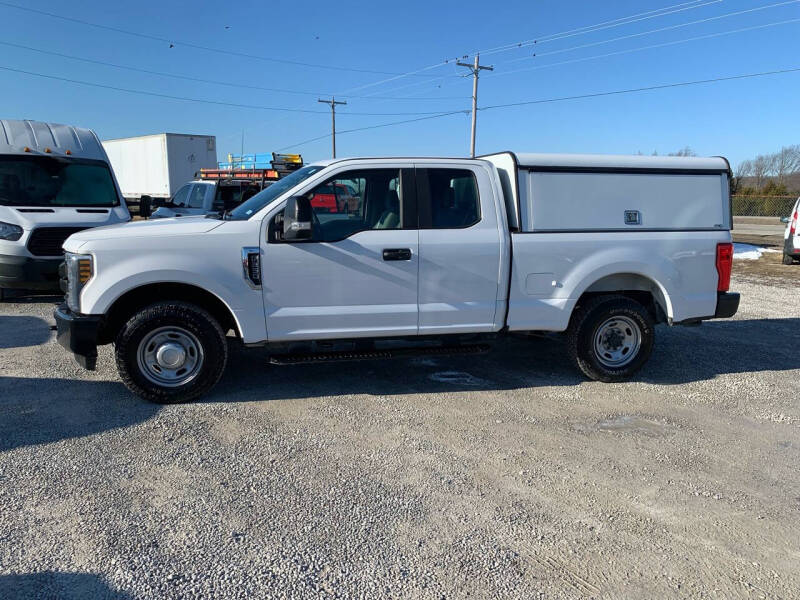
[
  {"x1": 782, "y1": 197, "x2": 800, "y2": 264},
  {"x1": 0, "y1": 120, "x2": 130, "y2": 299}
]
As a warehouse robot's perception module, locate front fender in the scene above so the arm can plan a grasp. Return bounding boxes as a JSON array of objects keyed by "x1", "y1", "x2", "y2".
[{"x1": 80, "y1": 253, "x2": 266, "y2": 344}]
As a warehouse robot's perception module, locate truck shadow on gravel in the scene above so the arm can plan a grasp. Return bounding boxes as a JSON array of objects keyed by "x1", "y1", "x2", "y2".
[
  {"x1": 0, "y1": 378, "x2": 159, "y2": 452},
  {"x1": 0, "y1": 315, "x2": 53, "y2": 349},
  {"x1": 0, "y1": 572, "x2": 130, "y2": 600},
  {"x1": 210, "y1": 317, "x2": 800, "y2": 402},
  {"x1": 1, "y1": 318, "x2": 797, "y2": 451}
]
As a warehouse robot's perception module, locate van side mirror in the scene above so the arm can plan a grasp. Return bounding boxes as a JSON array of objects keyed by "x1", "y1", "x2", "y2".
[
  {"x1": 139, "y1": 195, "x2": 153, "y2": 219},
  {"x1": 283, "y1": 196, "x2": 313, "y2": 240},
  {"x1": 781, "y1": 216, "x2": 790, "y2": 224}
]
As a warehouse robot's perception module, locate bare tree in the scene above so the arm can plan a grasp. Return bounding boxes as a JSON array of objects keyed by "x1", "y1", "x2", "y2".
[
  {"x1": 668, "y1": 146, "x2": 697, "y2": 157},
  {"x1": 772, "y1": 145, "x2": 800, "y2": 182},
  {"x1": 751, "y1": 154, "x2": 771, "y2": 189},
  {"x1": 736, "y1": 160, "x2": 753, "y2": 179}
]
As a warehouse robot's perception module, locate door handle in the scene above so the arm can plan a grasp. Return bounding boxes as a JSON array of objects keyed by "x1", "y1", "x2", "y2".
[{"x1": 382, "y1": 248, "x2": 412, "y2": 261}]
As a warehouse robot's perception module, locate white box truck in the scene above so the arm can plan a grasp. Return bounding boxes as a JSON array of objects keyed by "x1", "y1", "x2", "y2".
[
  {"x1": 54, "y1": 152, "x2": 739, "y2": 403},
  {"x1": 101, "y1": 133, "x2": 217, "y2": 205}
]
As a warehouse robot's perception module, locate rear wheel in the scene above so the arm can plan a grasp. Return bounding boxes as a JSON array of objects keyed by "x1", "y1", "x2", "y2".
[
  {"x1": 115, "y1": 302, "x2": 227, "y2": 403},
  {"x1": 783, "y1": 253, "x2": 795, "y2": 265},
  {"x1": 567, "y1": 295, "x2": 654, "y2": 382}
]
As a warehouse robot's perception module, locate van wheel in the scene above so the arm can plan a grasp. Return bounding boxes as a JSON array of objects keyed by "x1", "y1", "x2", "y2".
[
  {"x1": 783, "y1": 253, "x2": 795, "y2": 265},
  {"x1": 115, "y1": 302, "x2": 227, "y2": 403},
  {"x1": 567, "y1": 295, "x2": 654, "y2": 383}
]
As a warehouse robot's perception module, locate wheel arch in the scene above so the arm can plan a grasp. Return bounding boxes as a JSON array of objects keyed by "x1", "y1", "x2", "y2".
[
  {"x1": 573, "y1": 272, "x2": 673, "y2": 324},
  {"x1": 98, "y1": 282, "x2": 242, "y2": 344}
]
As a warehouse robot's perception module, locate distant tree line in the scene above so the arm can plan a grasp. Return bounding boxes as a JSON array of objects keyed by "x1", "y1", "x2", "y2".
[{"x1": 733, "y1": 145, "x2": 800, "y2": 196}]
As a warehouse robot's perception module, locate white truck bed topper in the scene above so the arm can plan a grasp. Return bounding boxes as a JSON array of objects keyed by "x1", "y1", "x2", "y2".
[{"x1": 513, "y1": 152, "x2": 730, "y2": 172}]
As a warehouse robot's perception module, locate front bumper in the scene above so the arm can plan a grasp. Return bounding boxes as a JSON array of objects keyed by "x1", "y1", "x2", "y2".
[
  {"x1": 0, "y1": 253, "x2": 62, "y2": 290},
  {"x1": 714, "y1": 292, "x2": 740, "y2": 319},
  {"x1": 54, "y1": 303, "x2": 101, "y2": 370}
]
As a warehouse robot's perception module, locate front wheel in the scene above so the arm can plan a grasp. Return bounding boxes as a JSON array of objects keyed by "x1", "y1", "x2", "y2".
[
  {"x1": 567, "y1": 295, "x2": 654, "y2": 382},
  {"x1": 115, "y1": 302, "x2": 228, "y2": 403}
]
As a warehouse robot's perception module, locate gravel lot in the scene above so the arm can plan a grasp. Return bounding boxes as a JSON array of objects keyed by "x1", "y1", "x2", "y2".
[{"x1": 1, "y1": 268, "x2": 799, "y2": 599}]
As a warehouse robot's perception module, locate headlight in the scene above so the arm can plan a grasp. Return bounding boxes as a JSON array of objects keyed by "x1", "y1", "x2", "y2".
[
  {"x1": 64, "y1": 252, "x2": 94, "y2": 312},
  {"x1": 0, "y1": 221, "x2": 23, "y2": 241}
]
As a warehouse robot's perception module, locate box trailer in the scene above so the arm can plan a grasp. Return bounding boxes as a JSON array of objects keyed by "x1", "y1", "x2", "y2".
[{"x1": 102, "y1": 133, "x2": 217, "y2": 203}]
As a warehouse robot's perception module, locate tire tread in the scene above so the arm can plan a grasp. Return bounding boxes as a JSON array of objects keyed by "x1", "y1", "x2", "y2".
[{"x1": 115, "y1": 301, "x2": 227, "y2": 403}]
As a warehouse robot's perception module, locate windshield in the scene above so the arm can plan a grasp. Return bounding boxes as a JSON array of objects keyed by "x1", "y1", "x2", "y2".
[
  {"x1": 0, "y1": 156, "x2": 119, "y2": 207},
  {"x1": 228, "y1": 165, "x2": 326, "y2": 220}
]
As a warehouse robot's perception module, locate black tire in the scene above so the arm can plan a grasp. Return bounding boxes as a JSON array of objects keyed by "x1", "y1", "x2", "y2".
[
  {"x1": 115, "y1": 302, "x2": 228, "y2": 403},
  {"x1": 567, "y1": 295, "x2": 655, "y2": 383},
  {"x1": 783, "y1": 253, "x2": 795, "y2": 265}
]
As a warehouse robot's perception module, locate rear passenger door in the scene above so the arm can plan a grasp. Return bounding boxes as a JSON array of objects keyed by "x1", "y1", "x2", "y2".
[{"x1": 416, "y1": 165, "x2": 504, "y2": 334}]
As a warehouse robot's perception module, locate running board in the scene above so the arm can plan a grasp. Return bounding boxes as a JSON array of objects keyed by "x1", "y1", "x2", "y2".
[{"x1": 268, "y1": 343, "x2": 491, "y2": 365}]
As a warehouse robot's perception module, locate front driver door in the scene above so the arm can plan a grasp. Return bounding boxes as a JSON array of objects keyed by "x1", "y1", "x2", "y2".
[{"x1": 261, "y1": 167, "x2": 418, "y2": 341}]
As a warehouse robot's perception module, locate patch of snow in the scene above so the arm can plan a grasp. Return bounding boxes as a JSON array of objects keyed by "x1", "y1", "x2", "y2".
[{"x1": 733, "y1": 243, "x2": 779, "y2": 260}]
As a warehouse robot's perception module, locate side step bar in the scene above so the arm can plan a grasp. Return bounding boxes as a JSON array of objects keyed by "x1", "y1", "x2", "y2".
[{"x1": 268, "y1": 343, "x2": 491, "y2": 365}]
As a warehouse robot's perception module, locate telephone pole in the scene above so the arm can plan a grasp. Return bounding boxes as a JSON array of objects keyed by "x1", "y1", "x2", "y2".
[
  {"x1": 456, "y1": 54, "x2": 493, "y2": 158},
  {"x1": 318, "y1": 97, "x2": 347, "y2": 158}
]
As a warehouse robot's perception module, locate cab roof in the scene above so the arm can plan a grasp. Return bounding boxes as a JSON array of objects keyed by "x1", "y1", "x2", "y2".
[
  {"x1": 311, "y1": 153, "x2": 730, "y2": 172},
  {"x1": 0, "y1": 119, "x2": 107, "y2": 161}
]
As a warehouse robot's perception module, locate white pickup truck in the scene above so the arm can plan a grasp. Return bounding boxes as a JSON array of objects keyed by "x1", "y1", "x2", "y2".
[{"x1": 55, "y1": 152, "x2": 739, "y2": 403}]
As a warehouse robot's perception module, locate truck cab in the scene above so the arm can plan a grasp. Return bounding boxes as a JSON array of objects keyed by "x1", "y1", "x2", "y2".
[
  {"x1": 149, "y1": 170, "x2": 278, "y2": 219},
  {"x1": 0, "y1": 120, "x2": 130, "y2": 299}
]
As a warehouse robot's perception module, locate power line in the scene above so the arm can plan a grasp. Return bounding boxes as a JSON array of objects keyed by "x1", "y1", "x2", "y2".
[
  {"x1": 0, "y1": 64, "x2": 464, "y2": 116},
  {"x1": 479, "y1": 66, "x2": 800, "y2": 111},
  {"x1": 276, "y1": 66, "x2": 800, "y2": 152},
  {"x1": 277, "y1": 110, "x2": 470, "y2": 151},
  {"x1": 487, "y1": 18, "x2": 800, "y2": 79},
  {"x1": 337, "y1": 0, "x2": 721, "y2": 95},
  {"x1": 478, "y1": 0, "x2": 722, "y2": 56},
  {"x1": 0, "y1": 0, "x2": 441, "y2": 78},
  {"x1": 0, "y1": 40, "x2": 470, "y2": 102},
  {"x1": 501, "y1": 0, "x2": 800, "y2": 65}
]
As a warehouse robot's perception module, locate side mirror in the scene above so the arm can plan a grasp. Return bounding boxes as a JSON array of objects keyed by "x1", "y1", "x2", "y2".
[
  {"x1": 283, "y1": 196, "x2": 313, "y2": 240},
  {"x1": 139, "y1": 195, "x2": 153, "y2": 219},
  {"x1": 781, "y1": 216, "x2": 790, "y2": 224}
]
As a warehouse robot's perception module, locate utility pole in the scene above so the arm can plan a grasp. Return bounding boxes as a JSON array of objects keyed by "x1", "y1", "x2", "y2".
[
  {"x1": 318, "y1": 97, "x2": 347, "y2": 158},
  {"x1": 456, "y1": 54, "x2": 493, "y2": 158}
]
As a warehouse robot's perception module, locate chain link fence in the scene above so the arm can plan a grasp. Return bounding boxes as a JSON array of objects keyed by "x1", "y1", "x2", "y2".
[{"x1": 732, "y1": 195, "x2": 797, "y2": 217}]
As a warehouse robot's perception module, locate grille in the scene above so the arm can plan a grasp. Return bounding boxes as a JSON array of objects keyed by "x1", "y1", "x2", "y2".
[{"x1": 26, "y1": 227, "x2": 87, "y2": 257}]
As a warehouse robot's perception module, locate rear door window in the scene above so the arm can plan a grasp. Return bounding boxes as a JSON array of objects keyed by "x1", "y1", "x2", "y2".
[{"x1": 417, "y1": 169, "x2": 480, "y2": 229}]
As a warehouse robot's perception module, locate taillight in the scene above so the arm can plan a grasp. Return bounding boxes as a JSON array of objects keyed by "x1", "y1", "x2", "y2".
[
  {"x1": 791, "y1": 211, "x2": 798, "y2": 235},
  {"x1": 716, "y1": 243, "x2": 733, "y2": 292}
]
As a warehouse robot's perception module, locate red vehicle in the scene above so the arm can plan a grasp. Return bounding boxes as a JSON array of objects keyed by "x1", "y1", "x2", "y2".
[
  {"x1": 310, "y1": 183, "x2": 339, "y2": 212},
  {"x1": 310, "y1": 183, "x2": 359, "y2": 213}
]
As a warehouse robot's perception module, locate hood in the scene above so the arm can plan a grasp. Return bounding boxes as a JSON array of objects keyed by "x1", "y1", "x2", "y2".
[
  {"x1": 0, "y1": 205, "x2": 127, "y2": 230},
  {"x1": 64, "y1": 216, "x2": 223, "y2": 248}
]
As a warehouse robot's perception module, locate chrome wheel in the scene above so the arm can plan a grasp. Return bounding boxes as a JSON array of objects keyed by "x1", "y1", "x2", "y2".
[
  {"x1": 593, "y1": 316, "x2": 641, "y2": 368},
  {"x1": 137, "y1": 326, "x2": 204, "y2": 387}
]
